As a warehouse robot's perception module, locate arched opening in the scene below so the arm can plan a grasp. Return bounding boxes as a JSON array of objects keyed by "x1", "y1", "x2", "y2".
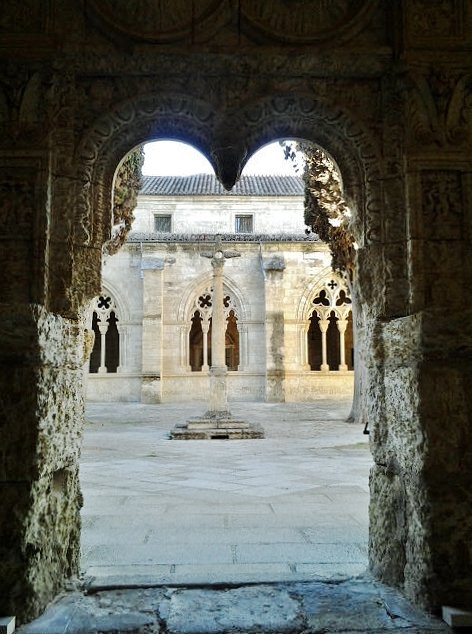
[
  {"x1": 88, "y1": 295, "x2": 121, "y2": 374},
  {"x1": 225, "y1": 309, "x2": 239, "y2": 371},
  {"x1": 307, "y1": 277, "x2": 354, "y2": 372},
  {"x1": 80, "y1": 133, "x2": 369, "y2": 597}
]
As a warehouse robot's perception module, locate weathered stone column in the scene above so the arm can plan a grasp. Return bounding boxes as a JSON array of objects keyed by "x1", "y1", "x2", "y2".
[
  {"x1": 207, "y1": 251, "x2": 229, "y2": 413},
  {"x1": 201, "y1": 320, "x2": 210, "y2": 371},
  {"x1": 337, "y1": 318, "x2": 348, "y2": 371},
  {"x1": 318, "y1": 319, "x2": 330, "y2": 371},
  {"x1": 98, "y1": 321, "x2": 108, "y2": 373}
]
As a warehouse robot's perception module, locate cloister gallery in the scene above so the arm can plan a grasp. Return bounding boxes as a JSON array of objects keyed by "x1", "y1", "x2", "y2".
[{"x1": 85, "y1": 172, "x2": 354, "y2": 405}]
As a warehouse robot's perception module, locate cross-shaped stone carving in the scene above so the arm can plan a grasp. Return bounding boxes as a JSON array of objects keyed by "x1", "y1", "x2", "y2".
[
  {"x1": 327, "y1": 279, "x2": 337, "y2": 290},
  {"x1": 200, "y1": 234, "x2": 241, "y2": 265}
]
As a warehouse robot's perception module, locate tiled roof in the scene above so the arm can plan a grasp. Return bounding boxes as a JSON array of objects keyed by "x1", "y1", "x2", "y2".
[
  {"x1": 127, "y1": 231, "x2": 320, "y2": 243},
  {"x1": 140, "y1": 174, "x2": 304, "y2": 196}
]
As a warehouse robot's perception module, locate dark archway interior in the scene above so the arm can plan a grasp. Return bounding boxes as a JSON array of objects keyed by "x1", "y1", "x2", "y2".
[{"x1": 1, "y1": 1, "x2": 471, "y2": 625}]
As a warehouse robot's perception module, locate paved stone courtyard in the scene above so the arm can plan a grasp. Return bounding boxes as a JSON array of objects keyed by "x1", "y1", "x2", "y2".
[
  {"x1": 80, "y1": 399, "x2": 370, "y2": 588},
  {"x1": 18, "y1": 400, "x2": 453, "y2": 633}
]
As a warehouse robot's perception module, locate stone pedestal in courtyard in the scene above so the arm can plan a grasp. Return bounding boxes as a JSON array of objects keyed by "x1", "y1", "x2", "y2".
[
  {"x1": 171, "y1": 237, "x2": 264, "y2": 440},
  {"x1": 171, "y1": 412, "x2": 264, "y2": 439}
]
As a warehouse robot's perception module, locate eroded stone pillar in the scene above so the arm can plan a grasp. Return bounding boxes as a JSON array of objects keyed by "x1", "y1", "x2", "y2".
[
  {"x1": 367, "y1": 166, "x2": 472, "y2": 610},
  {"x1": 0, "y1": 152, "x2": 87, "y2": 622}
]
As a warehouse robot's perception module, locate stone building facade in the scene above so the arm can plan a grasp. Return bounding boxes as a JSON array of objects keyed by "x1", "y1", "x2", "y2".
[
  {"x1": 86, "y1": 174, "x2": 354, "y2": 404},
  {"x1": 1, "y1": 0, "x2": 472, "y2": 624}
]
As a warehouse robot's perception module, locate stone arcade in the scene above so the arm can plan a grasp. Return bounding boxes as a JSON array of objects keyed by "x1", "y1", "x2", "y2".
[
  {"x1": 1, "y1": 0, "x2": 472, "y2": 625},
  {"x1": 85, "y1": 173, "x2": 355, "y2": 405}
]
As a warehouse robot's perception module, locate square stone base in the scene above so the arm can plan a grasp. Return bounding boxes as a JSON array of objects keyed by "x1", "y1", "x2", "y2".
[{"x1": 171, "y1": 415, "x2": 264, "y2": 439}]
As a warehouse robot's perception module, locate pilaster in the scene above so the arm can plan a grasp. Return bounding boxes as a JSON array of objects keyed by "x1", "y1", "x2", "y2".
[
  {"x1": 140, "y1": 258, "x2": 164, "y2": 403},
  {"x1": 263, "y1": 257, "x2": 286, "y2": 402}
]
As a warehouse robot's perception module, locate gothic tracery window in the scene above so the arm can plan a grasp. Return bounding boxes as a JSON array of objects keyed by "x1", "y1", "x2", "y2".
[
  {"x1": 307, "y1": 279, "x2": 353, "y2": 372},
  {"x1": 89, "y1": 295, "x2": 120, "y2": 373},
  {"x1": 188, "y1": 288, "x2": 240, "y2": 372}
]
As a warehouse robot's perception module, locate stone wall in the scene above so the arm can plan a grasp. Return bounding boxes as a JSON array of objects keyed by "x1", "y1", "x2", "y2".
[
  {"x1": 1, "y1": 0, "x2": 472, "y2": 622},
  {"x1": 0, "y1": 306, "x2": 84, "y2": 619}
]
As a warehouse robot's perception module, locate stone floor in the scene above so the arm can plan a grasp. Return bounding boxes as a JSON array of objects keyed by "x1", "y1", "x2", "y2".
[{"x1": 17, "y1": 400, "x2": 454, "y2": 633}]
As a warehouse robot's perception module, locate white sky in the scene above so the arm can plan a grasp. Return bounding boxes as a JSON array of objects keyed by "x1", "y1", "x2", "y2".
[{"x1": 142, "y1": 140, "x2": 301, "y2": 176}]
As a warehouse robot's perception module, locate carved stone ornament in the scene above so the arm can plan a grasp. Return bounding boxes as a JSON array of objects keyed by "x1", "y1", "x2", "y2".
[
  {"x1": 240, "y1": 0, "x2": 379, "y2": 44},
  {"x1": 86, "y1": 0, "x2": 232, "y2": 43},
  {"x1": 406, "y1": 0, "x2": 462, "y2": 40}
]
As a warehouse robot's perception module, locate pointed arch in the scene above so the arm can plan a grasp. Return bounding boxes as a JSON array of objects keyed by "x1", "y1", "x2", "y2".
[{"x1": 298, "y1": 271, "x2": 354, "y2": 372}]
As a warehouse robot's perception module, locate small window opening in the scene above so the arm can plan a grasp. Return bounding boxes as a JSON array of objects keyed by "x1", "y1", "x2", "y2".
[
  {"x1": 154, "y1": 214, "x2": 172, "y2": 232},
  {"x1": 235, "y1": 215, "x2": 253, "y2": 233}
]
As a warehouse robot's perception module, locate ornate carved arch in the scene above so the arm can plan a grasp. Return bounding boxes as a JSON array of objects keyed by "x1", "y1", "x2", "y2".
[
  {"x1": 74, "y1": 92, "x2": 217, "y2": 249},
  {"x1": 298, "y1": 269, "x2": 352, "y2": 322},
  {"x1": 235, "y1": 92, "x2": 381, "y2": 245},
  {"x1": 179, "y1": 273, "x2": 250, "y2": 324},
  {"x1": 73, "y1": 89, "x2": 381, "y2": 305}
]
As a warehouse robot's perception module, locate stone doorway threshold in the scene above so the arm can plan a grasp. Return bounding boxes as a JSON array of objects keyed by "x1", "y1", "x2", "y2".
[{"x1": 17, "y1": 575, "x2": 452, "y2": 633}]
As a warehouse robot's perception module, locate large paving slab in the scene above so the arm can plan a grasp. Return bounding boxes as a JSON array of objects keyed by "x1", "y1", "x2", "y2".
[{"x1": 18, "y1": 577, "x2": 453, "y2": 633}]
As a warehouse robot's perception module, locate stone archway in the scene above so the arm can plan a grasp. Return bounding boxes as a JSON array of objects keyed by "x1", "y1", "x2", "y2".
[
  {"x1": 70, "y1": 89, "x2": 472, "y2": 613},
  {"x1": 70, "y1": 86, "x2": 385, "y2": 552},
  {"x1": 4, "y1": 72, "x2": 471, "y2": 622}
]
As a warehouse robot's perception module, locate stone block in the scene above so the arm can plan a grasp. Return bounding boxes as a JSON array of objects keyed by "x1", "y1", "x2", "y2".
[
  {"x1": 0, "y1": 617, "x2": 15, "y2": 634},
  {"x1": 442, "y1": 606, "x2": 472, "y2": 628}
]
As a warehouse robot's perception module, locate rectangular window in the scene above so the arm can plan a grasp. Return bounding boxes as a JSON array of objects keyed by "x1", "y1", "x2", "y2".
[
  {"x1": 235, "y1": 214, "x2": 253, "y2": 233},
  {"x1": 154, "y1": 214, "x2": 172, "y2": 232}
]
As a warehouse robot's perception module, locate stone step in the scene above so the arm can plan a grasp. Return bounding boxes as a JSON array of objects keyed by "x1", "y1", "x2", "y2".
[
  {"x1": 186, "y1": 418, "x2": 250, "y2": 430},
  {"x1": 171, "y1": 424, "x2": 264, "y2": 440}
]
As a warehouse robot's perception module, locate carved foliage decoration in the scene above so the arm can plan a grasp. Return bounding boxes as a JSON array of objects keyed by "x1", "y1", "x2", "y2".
[
  {"x1": 407, "y1": 70, "x2": 472, "y2": 148},
  {"x1": 235, "y1": 92, "x2": 381, "y2": 246},
  {"x1": 420, "y1": 170, "x2": 464, "y2": 307},
  {"x1": 421, "y1": 170, "x2": 463, "y2": 240},
  {"x1": 75, "y1": 93, "x2": 216, "y2": 249}
]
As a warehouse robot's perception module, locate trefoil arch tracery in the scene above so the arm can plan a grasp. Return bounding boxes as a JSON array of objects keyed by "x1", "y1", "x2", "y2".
[
  {"x1": 88, "y1": 294, "x2": 121, "y2": 374},
  {"x1": 303, "y1": 276, "x2": 354, "y2": 372},
  {"x1": 187, "y1": 283, "x2": 243, "y2": 372}
]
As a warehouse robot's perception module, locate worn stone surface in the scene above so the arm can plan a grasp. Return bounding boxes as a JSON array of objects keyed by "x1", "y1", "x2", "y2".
[
  {"x1": 1, "y1": 0, "x2": 472, "y2": 623},
  {"x1": 17, "y1": 578, "x2": 452, "y2": 634}
]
